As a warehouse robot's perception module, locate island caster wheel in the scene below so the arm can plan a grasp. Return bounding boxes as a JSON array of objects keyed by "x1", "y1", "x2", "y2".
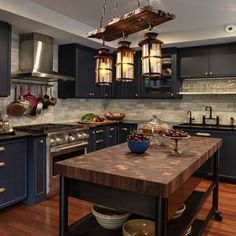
[{"x1": 213, "y1": 210, "x2": 223, "y2": 221}]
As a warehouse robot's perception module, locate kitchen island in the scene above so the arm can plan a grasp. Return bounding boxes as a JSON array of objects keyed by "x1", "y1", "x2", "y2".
[{"x1": 55, "y1": 136, "x2": 223, "y2": 236}]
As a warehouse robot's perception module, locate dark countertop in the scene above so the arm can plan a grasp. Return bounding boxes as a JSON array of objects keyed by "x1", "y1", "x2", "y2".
[
  {"x1": 0, "y1": 131, "x2": 46, "y2": 141},
  {"x1": 55, "y1": 136, "x2": 222, "y2": 198},
  {"x1": 175, "y1": 123, "x2": 236, "y2": 131}
]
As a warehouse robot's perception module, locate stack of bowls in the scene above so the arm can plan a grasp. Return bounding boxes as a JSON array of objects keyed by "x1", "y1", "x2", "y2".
[{"x1": 92, "y1": 204, "x2": 130, "y2": 230}]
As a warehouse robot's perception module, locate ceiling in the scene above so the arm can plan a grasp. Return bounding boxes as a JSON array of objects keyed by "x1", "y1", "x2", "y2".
[{"x1": 1, "y1": 0, "x2": 236, "y2": 48}]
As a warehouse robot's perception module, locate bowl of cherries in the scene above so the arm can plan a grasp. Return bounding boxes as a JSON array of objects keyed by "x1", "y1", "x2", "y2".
[{"x1": 127, "y1": 132, "x2": 150, "y2": 154}]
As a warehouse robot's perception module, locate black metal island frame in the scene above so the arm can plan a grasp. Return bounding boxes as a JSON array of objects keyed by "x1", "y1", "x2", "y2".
[{"x1": 55, "y1": 136, "x2": 223, "y2": 236}]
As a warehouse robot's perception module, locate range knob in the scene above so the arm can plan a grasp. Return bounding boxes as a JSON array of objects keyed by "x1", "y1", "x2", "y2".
[
  {"x1": 56, "y1": 137, "x2": 62, "y2": 144},
  {"x1": 50, "y1": 138, "x2": 55, "y2": 145},
  {"x1": 82, "y1": 133, "x2": 89, "y2": 139},
  {"x1": 68, "y1": 135, "x2": 76, "y2": 142},
  {"x1": 78, "y1": 133, "x2": 83, "y2": 140}
]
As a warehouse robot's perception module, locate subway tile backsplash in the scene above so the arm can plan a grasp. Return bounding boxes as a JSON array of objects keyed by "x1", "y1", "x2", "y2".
[{"x1": 0, "y1": 32, "x2": 236, "y2": 127}]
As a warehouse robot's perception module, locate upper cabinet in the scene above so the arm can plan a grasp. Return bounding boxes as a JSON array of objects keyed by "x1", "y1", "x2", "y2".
[
  {"x1": 179, "y1": 43, "x2": 236, "y2": 79},
  {"x1": 0, "y1": 21, "x2": 11, "y2": 97},
  {"x1": 141, "y1": 47, "x2": 180, "y2": 98},
  {"x1": 58, "y1": 44, "x2": 111, "y2": 99}
]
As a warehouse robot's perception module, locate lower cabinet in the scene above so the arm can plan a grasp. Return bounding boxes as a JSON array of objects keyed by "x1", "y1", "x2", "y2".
[
  {"x1": 0, "y1": 139, "x2": 27, "y2": 209},
  {"x1": 176, "y1": 127, "x2": 236, "y2": 183},
  {"x1": 24, "y1": 135, "x2": 47, "y2": 204},
  {"x1": 88, "y1": 123, "x2": 137, "y2": 152}
]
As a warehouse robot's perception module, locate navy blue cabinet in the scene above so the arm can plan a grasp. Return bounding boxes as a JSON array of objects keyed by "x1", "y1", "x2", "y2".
[
  {"x1": 179, "y1": 43, "x2": 236, "y2": 79},
  {"x1": 0, "y1": 21, "x2": 11, "y2": 97},
  {"x1": 24, "y1": 135, "x2": 46, "y2": 204},
  {"x1": 117, "y1": 124, "x2": 137, "y2": 144},
  {"x1": 58, "y1": 44, "x2": 112, "y2": 99},
  {"x1": 0, "y1": 139, "x2": 27, "y2": 209},
  {"x1": 176, "y1": 127, "x2": 236, "y2": 183}
]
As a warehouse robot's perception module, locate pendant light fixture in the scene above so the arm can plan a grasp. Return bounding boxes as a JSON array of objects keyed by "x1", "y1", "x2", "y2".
[
  {"x1": 88, "y1": 0, "x2": 175, "y2": 85},
  {"x1": 138, "y1": 30, "x2": 163, "y2": 80},
  {"x1": 116, "y1": 39, "x2": 135, "y2": 82},
  {"x1": 95, "y1": 44, "x2": 113, "y2": 85}
]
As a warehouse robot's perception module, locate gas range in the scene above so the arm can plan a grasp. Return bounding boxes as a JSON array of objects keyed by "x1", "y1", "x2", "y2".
[{"x1": 15, "y1": 123, "x2": 89, "y2": 147}]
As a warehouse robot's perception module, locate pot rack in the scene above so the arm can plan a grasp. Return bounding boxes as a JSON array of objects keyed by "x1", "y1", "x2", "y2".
[
  {"x1": 11, "y1": 81, "x2": 54, "y2": 88},
  {"x1": 87, "y1": 0, "x2": 175, "y2": 42}
]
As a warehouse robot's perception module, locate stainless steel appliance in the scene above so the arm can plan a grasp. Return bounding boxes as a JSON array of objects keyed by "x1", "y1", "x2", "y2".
[
  {"x1": 15, "y1": 123, "x2": 89, "y2": 196},
  {"x1": 11, "y1": 33, "x2": 74, "y2": 81}
]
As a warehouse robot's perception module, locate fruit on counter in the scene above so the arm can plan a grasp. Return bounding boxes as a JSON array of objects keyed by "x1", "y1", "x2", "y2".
[
  {"x1": 81, "y1": 113, "x2": 98, "y2": 122},
  {"x1": 165, "y1": 129, "x2": 188, "y2": 137},
  {"x1": 105, "y1": 112, "x2": 125, "y2": 120},
  {"x1": 128, "y1": 132, "x2": 149, "y2": 141},
  {"x1": 93, "y1": 116, "x2": 105, "y2": 122}
]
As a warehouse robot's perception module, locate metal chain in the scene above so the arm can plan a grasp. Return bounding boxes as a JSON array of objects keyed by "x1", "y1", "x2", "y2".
[
  {"x1": 100, "y1": 0, "x2": 107, "y2": 28},
  {"x1": 112, "y1": 1, "x2": 118, "y2": 18},
  {"x1": 147, "y1": 0, "x2": 150, "y2": 6},
  {"x1": 136, "y1": 0, "x2": 141, "y2": 7}
]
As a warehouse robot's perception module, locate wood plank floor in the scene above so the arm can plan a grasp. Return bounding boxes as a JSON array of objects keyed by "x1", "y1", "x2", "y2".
[{"x1": 0, "y1": 181, "x2": 235, "y2": 236}]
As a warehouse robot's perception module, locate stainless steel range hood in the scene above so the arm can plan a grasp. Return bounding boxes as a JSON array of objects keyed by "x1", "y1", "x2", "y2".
[{"x1": 11, "y1": 33, "x2": 74, "y2": 81}]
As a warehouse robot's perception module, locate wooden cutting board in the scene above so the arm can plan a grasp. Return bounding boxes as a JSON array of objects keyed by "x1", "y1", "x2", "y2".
[{"x1": 78, "y1": 120, "x2": 119, "y2": 127}]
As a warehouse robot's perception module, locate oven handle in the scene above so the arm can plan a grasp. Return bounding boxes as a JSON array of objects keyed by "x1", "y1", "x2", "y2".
[{"x1": 50, "y1": 142, "x2": 88, "y2": 153}]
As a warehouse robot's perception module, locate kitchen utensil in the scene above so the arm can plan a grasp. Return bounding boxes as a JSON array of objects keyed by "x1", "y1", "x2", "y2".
[
  {"x1": 49, "y1": 87, "x2": 57, "y2": 106},
  {"x1": 42, "y1": 86, "x2": 50, "y2": 109},
  {"x1": 7, "y1": 84, "x2": 26, "y2": 116},
  {"x1": 19, "y1": 84, "x2": 33, "y2": 115},
  {"x1": 36, "y1": 85, "x2": 43, "y2": 114},
  {"x1": 23, "y1": 85, "x2": 38, "y2": 109}
]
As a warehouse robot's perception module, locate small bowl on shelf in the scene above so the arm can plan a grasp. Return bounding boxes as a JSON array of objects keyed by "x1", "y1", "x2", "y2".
[
  {"x1": 92, "y1": 204, "x2": 130, "y2": 230},
  {"x1": 105, "y1": 112, "x2": 125, "y2": 121},
  {"x1": 122, "y1": 219, "x2": 155, "y2": 236}
]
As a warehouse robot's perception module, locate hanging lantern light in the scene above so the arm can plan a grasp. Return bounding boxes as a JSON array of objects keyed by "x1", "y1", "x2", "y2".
[
  {"x1": 95, "y1": 47, "x2": 113, "y2": 85},
  {"x1": 116, "y1": 40, "x2": 135, "y2": 82},
  {"x1": 138, "y1": 32, "x2": 163, "y2": 79}
]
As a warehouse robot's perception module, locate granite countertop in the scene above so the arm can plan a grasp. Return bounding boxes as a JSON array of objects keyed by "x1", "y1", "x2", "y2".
[
  {"x1": 55, "y1": 136, "x2": 222, "y2": 198},
  {"x1": 0, "y1": 131, "x2": 46, "y2": 141}
]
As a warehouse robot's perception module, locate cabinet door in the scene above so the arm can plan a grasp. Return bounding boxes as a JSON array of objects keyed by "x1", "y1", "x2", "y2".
[
  {"x1": 89, "y1": 127, "x2": 106, "y2": 151},
  {"x1": 76, "y1": 46, "x2": 103, "y2": 98},
  {"x1": 0, "y1": 21, "x2": 11, "y2": 97},
  {"x1": 106, "y1": 125, "x2": 117, "y2": 147},
  {"x1": 142, "y1": 49, "x2": 178, "y2": 98},
  {"x1": 117, "y1": 124, "x2": 137, "y2": 144},
  {"x1": 210, "y1": 44, "x2": 236, "y2": 77},
  {"x1": 179, "y1": 47, "x2": 209, "y2": 78}
]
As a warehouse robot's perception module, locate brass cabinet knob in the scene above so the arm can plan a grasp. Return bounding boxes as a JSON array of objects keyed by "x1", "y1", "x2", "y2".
[
  {"x1": 121, "y1": 128, "x2": 128, "y2": 131},
  {"x1": 0, "y1": 162, "x2": 6, "y2": 168},
  {"x1": 96, "y1": 130, "x2": 104, "y2": 134},
  {"x1": 96, "y1": 139, "x2": 104, "y2": 144},
  {"x1": 204, "y1": 72, "x2": 208, "y2": 75},
  {"x1": 39, "y1": 140, "x2": 44, "y2": 144},
  {"x1": 135, "y1": 93, "x2": 138, "y2": 97},
  {"x1": 0, "y1": 147, "x2": 6, "y2": 152},
  {"x1": 110, "y1": 128, "x2": 115, "y2": 131},
  {"x1": 107, "y1": 135, "x2": 113, "y2": 138},
  {"x1": 0, "y1": 187, "x2": 6, "y2": 194},
  {"x1": 209, "y1": 72, "x2": 213, "y2": 75}
]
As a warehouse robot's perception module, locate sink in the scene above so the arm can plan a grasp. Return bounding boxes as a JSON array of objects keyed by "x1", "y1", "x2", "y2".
[{"x1": 179, "y1": 123, "x2": 236, "y2": 129}]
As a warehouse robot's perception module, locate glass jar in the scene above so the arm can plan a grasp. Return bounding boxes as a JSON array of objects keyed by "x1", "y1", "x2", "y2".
[{"x1": 138, "y1": 115, "x2": 172, "y2": 147}]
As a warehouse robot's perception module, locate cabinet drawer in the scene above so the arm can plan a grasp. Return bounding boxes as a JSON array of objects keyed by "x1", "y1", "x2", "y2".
[
  {"x1": 0, "y1": 139, "x2": 26, "y2": 157},
  {"x1": 0, "y1": 177, "x2": 26, "y2": 209},
  {"x1": 0, "y1": 151, "x2": 26, "y2": 180},
  {"x1": 94, "y1": 138, "x2": 106, "y2": 150}
]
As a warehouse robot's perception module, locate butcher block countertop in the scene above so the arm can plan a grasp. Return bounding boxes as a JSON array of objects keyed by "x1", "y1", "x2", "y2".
[{"x1": 55, "y1": 136, "x2": 222, "y2": 198}]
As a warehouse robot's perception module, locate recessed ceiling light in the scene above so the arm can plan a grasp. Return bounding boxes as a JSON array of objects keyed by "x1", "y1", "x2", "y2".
[{"x1": 224, "y1": 24, "x2": 236, "y2": 33}]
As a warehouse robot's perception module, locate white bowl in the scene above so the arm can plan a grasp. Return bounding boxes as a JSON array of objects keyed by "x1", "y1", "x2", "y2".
[
  {"x1": 122, "y1": 219, "x2": 155, "y2": 236},
  {"x1": 92, "y1": 204, "x2": 130, "y2": 230},
  {"x1": 172, "y1": 203, "x2": 186, "y2": 219}
]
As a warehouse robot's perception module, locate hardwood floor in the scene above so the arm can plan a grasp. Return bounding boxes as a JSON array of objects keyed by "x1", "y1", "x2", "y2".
[{"x1": 0, "y1": 181, "x2": 235, "y2": 236}]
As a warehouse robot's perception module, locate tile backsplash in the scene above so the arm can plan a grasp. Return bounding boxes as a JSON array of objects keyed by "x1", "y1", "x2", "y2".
[{"x1": 0, "y1": 32, "x2": 236, "y2": 126}]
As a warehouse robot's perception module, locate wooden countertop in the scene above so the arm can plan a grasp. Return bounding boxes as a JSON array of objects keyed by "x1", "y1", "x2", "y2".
[{"x1": 55, "y1": 136, "x2": 222, "y2": 198}]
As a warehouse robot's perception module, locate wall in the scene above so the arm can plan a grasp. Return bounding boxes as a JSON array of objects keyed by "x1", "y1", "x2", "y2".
[{"x1": 0, "y1": 32, "x2": 236, "y2": 127}]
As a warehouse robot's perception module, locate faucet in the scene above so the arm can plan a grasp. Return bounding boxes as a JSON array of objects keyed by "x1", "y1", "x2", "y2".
[
  {"x1": 187, "y1": 111, "x2": 195, "y2": 124},
  {"x1": 230, "y1": 117, "x2": 234, "y2": 126},
  {"x1": 205, "y1": 106, "x2": 212, "y2": 119}
]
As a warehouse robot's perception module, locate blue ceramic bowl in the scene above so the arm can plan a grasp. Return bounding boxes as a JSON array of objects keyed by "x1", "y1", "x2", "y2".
[{"x1": 127, "y1": 140, "x2": 149, "y2": 154}]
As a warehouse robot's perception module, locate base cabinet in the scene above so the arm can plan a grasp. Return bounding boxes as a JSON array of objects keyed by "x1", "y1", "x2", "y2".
[
  {"x1": 24, "y1": 135, "x2": 47, "y2": 204},
  {"x1": 176, "y1": 127, "x2": 236, "y2": 183},
  {"x1": 0, "y1": 139, "x2": 27, "y2": 209}
]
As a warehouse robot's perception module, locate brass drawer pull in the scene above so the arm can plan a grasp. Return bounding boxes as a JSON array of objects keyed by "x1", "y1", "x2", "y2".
[
  {"x1": 96, "y1": 139, "x2": 104, "y2": 144},
  {"x1": 96, "y1": 130, "x2": 104, "y2": 134},
  {"x1": 0, "y1": 162, "x2": 6, "y2": 167},
  {"x1": 110, "y1": 128, "x2": 115, "y2": 131},
  {"x1": 107, "y1": 135, "x2": 113, "y2": 138},
  {"x1": 0, "y1": 188, "x2": 6, "y2": 194},
  {"x1": 0, "y1": 147, "x2": 6, "y2": 152},
  {"x1": 39, "y1": 140, "x2": 44, "y2": 144},
  {"x1": 121, "y1": 128, "x2": 128, "y2": 131},
  {"x1": 196, "y1": 132, "x2": 211, "y2": 137}
]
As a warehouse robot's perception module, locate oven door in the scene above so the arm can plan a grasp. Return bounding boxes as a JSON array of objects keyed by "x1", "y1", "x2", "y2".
[{"x1": 47, "y1": 141, "x2": 88, "y2": 196}]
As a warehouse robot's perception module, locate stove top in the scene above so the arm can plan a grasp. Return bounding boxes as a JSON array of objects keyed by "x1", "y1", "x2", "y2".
[{"x1": 15, "y1": 123, "x2": 85, "y2": 133}]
